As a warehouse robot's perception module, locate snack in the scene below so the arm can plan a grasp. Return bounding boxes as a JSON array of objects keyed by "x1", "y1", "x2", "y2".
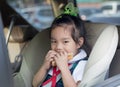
[
  {"x1": 51, "y1": 53, "x2": 73, "y2": 67},
  {"x1": 51, "y1": 60, "x2": 56, "y2": 67},
  {"x1": 67, "y1": 53, "x2": 73, "y2": 60}
]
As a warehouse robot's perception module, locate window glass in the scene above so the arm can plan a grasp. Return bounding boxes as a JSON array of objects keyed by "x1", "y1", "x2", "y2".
[
  {"x1": 101, "y1": 5, "x2": 112, "y2": 10},
  {"x1": 117, "y1": 5, "x2": 120, "y2": 11},
  {"x1": 77, "y1": 0, "x2": 120, "y2": 25},
  {"x1": 38, "y1": 7, "x2": 53, "y2": 16},
  {"x1": 77, "y1": 0, "x2": 102, "y2": 20},
  {"x1": 7, "y1": 0, "x2": 54, "y2": 31}
]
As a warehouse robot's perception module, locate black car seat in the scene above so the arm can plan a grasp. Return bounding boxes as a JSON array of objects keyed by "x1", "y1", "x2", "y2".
[{"x1": 13, "y1": 22, "x2": 118, "y2": 87}]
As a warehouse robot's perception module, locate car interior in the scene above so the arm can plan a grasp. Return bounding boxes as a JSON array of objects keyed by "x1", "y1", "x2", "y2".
[
  {"x1": 12, "y1": 21, "x2": 119, "y2": 87},
  {"x1": 0, "y1": 0, "x2": 120, "y2": 87},
  {"x1": 4, "y1": 25, "x2": 38, "y2": 73}
]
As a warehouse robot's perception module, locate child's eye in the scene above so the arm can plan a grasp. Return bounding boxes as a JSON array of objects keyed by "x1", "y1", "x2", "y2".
[
  {"x1": 51, "y1": 40, "x2": 56, "y2": 43},
  {"x1": 64, "y1": 41, "x2": 69, "y2": 43}
]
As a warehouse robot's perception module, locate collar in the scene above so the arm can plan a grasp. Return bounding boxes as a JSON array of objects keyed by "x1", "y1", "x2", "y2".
[{"x1": 68, "y1": 49, "x2": 87, "y2": 63}]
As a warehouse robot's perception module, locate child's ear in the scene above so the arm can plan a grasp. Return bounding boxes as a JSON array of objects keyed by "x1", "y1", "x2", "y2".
[{"x1": 77, "y1": 37, "x2": 84, "y2": 48}]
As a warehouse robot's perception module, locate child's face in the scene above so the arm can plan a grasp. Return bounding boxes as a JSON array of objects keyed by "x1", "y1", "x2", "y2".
[{"x1": 50, "y1": 26, "x2": 83, "y2": 57}]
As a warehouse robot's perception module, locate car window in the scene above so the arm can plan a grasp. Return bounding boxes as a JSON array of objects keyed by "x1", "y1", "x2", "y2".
[
  {"x1": 38, "y1": 8, "x2": 53, "y2": 16},
  {"x1": 77, "y1": 0, "x2": 102, "y2": 20},
  {"x1": 7, "y1": 0, "x2": 54, "y2": 31},
  {"x1": 77, "y1": 0, "x2": 120, "y2": 25}
]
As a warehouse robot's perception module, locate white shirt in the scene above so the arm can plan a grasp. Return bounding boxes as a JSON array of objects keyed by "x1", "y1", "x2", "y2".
[{"x1": 48, "y1": 49, "x2": 87, "y2": 82}]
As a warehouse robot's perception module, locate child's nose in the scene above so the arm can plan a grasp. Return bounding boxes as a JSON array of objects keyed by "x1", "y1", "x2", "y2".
[{"x1": 55, "y1": 43, "x2": 63, "y2": 51}]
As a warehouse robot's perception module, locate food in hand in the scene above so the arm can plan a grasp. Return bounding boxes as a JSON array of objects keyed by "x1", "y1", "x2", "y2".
[
  {"x1": 51, "y1": 60, "x2": 56, "y2": 66},
  {"x1": 67, "y1": 53, "x2": 73, "y2": 60},
  {"x1": 51, "y1": 53, "x2": 73, "y2": 67}
]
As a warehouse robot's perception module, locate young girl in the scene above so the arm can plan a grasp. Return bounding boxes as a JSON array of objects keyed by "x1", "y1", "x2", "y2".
[{"x1": 32, "y1": 12, "x2": 87, "y2": 87}]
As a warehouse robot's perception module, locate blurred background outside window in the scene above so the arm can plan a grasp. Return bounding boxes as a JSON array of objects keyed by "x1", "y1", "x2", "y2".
[
  {"x1": 77, "y1": 0, "x2": 120, "y2": 24},
  {"x1": 7, "y1": 0, "x2": 54, "y2": 31},
  {"x1": 7, "y1": 0, "x2": 120, "y2": 30}
]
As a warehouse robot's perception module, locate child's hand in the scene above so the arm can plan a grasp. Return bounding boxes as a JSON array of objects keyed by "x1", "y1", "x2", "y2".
[
  {"x1": 54, "y1": 51, "x2": 69, "y2": 70},
  {"x1": 51, "y1": 52, "x2": 73, "y2": 67},
  {"x1": 42, "y1": 50, "x2": 57, "y2": 70}
]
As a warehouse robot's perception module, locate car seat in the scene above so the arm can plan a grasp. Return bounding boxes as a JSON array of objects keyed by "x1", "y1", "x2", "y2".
[
  {"x1": 4, "y1": 26, "x2": 38, "y2": 73},
  {"x1": 13, "y1": 29, "x2": 50, "y2": 87},
  {"x1": 4, "y1": 26, "x2": 28, "y2": 63},
  {"x1": 13, "y1": 22, "x2": 118, "y2": 87},
  {"x1": 78, "y1": 23, "x2": 118, "y2": 87}
]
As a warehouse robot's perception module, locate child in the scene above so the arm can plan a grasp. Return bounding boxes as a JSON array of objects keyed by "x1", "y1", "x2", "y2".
[{"x1": 32, "y1": 3, "x2": 87, "y2": 87}]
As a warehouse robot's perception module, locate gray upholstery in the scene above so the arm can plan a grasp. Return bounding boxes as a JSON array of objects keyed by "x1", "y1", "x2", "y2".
[
  {"x1": 109, "y1": 49, "x2": 120, "y2": 77},
  {"x1": 109, "y1": 27, "x2": 120, "y2": 77}
]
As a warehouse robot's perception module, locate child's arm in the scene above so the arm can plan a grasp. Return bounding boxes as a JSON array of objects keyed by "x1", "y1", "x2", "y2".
[
  {"x1": 61, "y1": 67, "x2": 79, "y2": 87},
  {"x1": 54, "y1": 51, "x2": 79, "y2": 87},
  {"x1": 32, "y1": 65, "x2": 48, "y2": 87},
  {"x1": 32, "y1": 50, "x2": 56, "y2": 87}
]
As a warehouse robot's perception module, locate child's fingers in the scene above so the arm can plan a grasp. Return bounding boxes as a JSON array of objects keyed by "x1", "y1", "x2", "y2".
[
  {"x1": 50, "y1": 57, "x2": 54, "y2": 62},
  {"x1": 46, "y1": 50, "x2": 57, "y2": 59},
  {"x1": 59, "y1": 51, "x2": 67, "y2": 58}
]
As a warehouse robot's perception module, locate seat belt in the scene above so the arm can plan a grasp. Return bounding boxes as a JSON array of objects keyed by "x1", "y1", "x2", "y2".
[
  {"x1": 6, "y1": 15, "x2": 16, "y2": 45},
  {"x1": 12, "y1": 42, "x2": 28, "y2": 74}
]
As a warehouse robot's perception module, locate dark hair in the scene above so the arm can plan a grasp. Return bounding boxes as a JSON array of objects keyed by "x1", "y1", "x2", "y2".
[{"x1": 50, "y1": 14, "x2": 86, "y2": 44}]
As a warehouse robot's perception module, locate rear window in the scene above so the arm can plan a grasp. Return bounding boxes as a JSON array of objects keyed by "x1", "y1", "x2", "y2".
[
  {"x1": 38, "y1": 9, "x2": 53, "y2": 16},
  {"x1": 7, "y1": 0, "x2": 54, "y2": 31}
]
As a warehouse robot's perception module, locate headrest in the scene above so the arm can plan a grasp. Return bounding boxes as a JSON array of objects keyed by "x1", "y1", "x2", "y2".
[{"x1": 4, "y1": 26, "x2": 37, "y2": 43}]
